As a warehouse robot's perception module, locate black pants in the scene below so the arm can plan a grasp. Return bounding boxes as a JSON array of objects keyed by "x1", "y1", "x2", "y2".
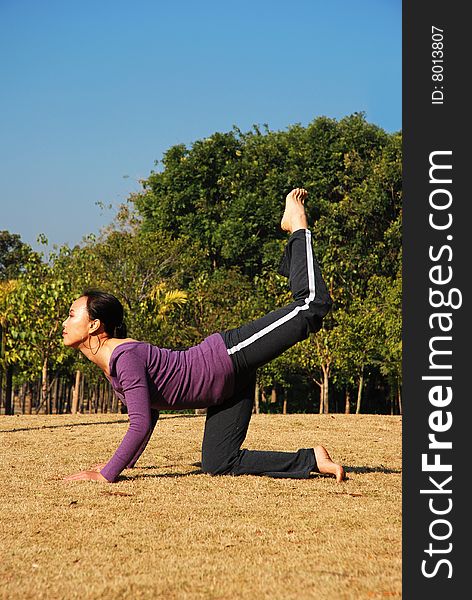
[{"x1": 201, "y1": 229, "x2": 333, "y2": 478}]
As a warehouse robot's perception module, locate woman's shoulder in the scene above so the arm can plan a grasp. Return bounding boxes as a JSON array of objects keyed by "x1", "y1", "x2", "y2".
[
  {"x1": 108, "y1": 340, "x2": 151, "y2": 372},
  {"x1": 108, "y1": 338, "x2": 141, "y2": 351}
]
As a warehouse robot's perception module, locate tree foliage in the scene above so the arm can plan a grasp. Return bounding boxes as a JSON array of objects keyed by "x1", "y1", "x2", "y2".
[
  {"x1": 130, "y1": 113, "x2": 402, "y2": 412},
  {"x1": 1, "y1": 113, "x2": 402, "y2": 414},
  {"x1": 0, "y1": 231, "x2": 31, "y2": 280}
]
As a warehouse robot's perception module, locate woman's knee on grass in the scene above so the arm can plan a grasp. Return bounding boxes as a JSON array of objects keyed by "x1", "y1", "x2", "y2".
[{"x1": 201, "y1": 450, "x2": 237, "y2": 476}]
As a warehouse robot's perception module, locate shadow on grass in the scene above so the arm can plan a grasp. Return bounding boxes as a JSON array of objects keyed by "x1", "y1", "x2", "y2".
[
  {"x1": 0, "y1": 419, "x2": 130, "y2": 433},
  {"x1": 121, "y1": 469, "x2": 205, "y2": 480},
  {"x1": 120, "y1": 462, "x2": 401, "y2": 481},
  {"x1": 345, "y1": 465, "x2": 401, "y2": 474},
  {"x1": 0, "y1": 412, "x2": 203, "y2": 434}
]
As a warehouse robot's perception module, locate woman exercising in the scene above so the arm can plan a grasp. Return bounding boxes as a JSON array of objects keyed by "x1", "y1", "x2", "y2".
[{"x1": 63, "y1": 188, "x2": 345, "y2": 483}]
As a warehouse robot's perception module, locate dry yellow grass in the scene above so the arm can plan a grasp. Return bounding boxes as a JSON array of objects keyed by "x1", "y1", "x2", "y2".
[{"x1": 0, "y1": 413, "x2": 401, "y2": 600}]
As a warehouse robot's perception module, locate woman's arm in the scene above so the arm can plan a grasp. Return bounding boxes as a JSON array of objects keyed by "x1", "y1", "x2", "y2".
[
  {"x1": 64, "y1": 352, "x2": 154, "y2": 483},
  {"x1": 99, "y1": 354, "x2": 155, "y2": 482},
  {"x1": 124, "y1": 409, "x2": 160, "y2": 468},
  {"x1": 88, "y1": 410, "x2": 159, "y2": 472}
]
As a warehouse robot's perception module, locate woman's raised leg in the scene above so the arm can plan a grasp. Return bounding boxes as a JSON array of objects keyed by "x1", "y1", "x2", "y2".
[{"x1": 222, "y1": 188, "x2": 333, "y2": 375}]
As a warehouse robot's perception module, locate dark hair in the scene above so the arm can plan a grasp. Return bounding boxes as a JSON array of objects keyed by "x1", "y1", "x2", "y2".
[{"x1": 82, "y1": 290, "x2": 127, "y2": 339}]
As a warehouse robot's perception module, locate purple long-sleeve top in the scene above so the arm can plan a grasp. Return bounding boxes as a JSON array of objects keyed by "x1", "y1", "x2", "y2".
[{"x1": 100, "y1": 333, "x2": 235, "y2": 482}]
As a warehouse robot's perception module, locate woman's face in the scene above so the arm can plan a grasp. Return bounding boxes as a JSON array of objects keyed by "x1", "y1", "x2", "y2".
[{"x1": 62, "y1": 296, "x2": 93, "y2": 347}]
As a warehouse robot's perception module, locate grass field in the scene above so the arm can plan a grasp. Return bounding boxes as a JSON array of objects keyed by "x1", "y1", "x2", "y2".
[{"x1": 0, "y1": 413, "x2": 401, "y2": 600}]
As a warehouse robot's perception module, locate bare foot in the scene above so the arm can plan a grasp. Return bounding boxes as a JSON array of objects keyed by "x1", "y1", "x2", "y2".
[
  {"x1": 281, "y1": 188, "x2": 309, "y2": 234},
  {"x1": 314, "y1": 445, "x2": 345, "y2": 483}
]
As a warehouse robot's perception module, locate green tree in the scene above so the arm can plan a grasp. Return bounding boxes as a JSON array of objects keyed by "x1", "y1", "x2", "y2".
[
  {"x1": 0, "y1": 231, "x2": 31, "y2": 280},
  {"x1": 1, "y1": 114, "x2": 402, "y2": 415},
  {"x1": 5, "y1": 251, "x2": 73, "y2": 413},
  {"x1": 133, "y1": 114, "x2": 398, "y2": 281},
  {"x1": 369, "y1": 272, "x2": 402, "y2": 413},
  {"x1": 0, "y1": 279, "x2": 18, "y2": 414},
  {"x1": 287, "y1": 326, "x2": 336, "y2": 414}
]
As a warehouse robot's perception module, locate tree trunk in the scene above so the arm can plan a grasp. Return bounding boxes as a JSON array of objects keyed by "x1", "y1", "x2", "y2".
[
  {"x1": 355, "y1": 372, "x2": 364, "y2": 415},
  {"x1": 5, "y1": 364, "x2": 13, "y2": 415},
  {"x1": 0, "y1": 325, "x2": 4, "y2": 411},
  {"x1": 318, "y1": 363, "x2": 330, "y2": 414},
  {"x1": 107, "y1": 383, "x2": 112, "y2": 413},
  {"x1": 314, "y1": 379, "x2": 323, "y2": 414},
  {"x1": 322, "y1": 376, "x2": 329, "y2": 414},
  {"x1": 344, "y1": 389, "x2": 351, "y2": 414},
  {"x1": 254, "y1": 382, "x2": 260, "y2": 414},
  {"x1": 20, "y1": 382, "x2": 27, "y2": 413},
  {"x1": 282, "y1": 392, "x2": 287, "y2": 415},
  {"x1": 41, "y1": 357, "x2": 48, "y2": 415},
  {"x1": 397, "y1": 380, "x2": 402, "y2": 415},
  {"x1": 80, "y1": 374, "x2": 85, "y2": 413},
  {"x1": 271, "y1": 387, "x2": 277, "y2": 404},
  {"x1": 13, "y1": 389, "x2": 20, "y2": 414},
  {"x1": 71, "y1": 370, "x2": 81, "y2": 414},
  {"x1": 51, "y1": 377, "x2": 59, "y2": 415},
  {"x1": 59, "y1": 379, "x2": 65, "y2": 414},
  {"x1": 112, "y1": 385, "x2": 118, "y2": 413},
  {"x1": 25, "y1": 383, "x2": 32, "y2": 415}
]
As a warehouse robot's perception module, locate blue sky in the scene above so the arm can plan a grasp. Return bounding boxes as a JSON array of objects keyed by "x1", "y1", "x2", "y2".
[{"x1": 0, "y1": 0, "x2": 401, "y2": 252}]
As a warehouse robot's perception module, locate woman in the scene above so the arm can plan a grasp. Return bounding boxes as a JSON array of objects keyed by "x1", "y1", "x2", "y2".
[{"x1": 63, "y1": 188, "x2": 345, "y2": 484}]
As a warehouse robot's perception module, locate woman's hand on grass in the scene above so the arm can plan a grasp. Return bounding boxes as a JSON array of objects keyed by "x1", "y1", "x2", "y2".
[
  {"x1": 89, "y1": 462, "x2": 108, "y2": 472},
  {"x1": 63, "y1": 470, "x2": 108, "y2": 482}
]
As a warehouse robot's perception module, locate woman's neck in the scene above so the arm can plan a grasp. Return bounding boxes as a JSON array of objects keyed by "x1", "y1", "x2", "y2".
[{"x1": 79, "y1": 335, "x2": 113, "y2": 375}]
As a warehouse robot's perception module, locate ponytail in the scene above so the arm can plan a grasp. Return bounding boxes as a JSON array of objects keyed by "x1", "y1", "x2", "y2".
[
  {"x1": 82, "y1": 290, "x2": 128, "y2": 339},
  {"x1": 113, "y1": 321, "x2": 128, "y2": 339}
]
